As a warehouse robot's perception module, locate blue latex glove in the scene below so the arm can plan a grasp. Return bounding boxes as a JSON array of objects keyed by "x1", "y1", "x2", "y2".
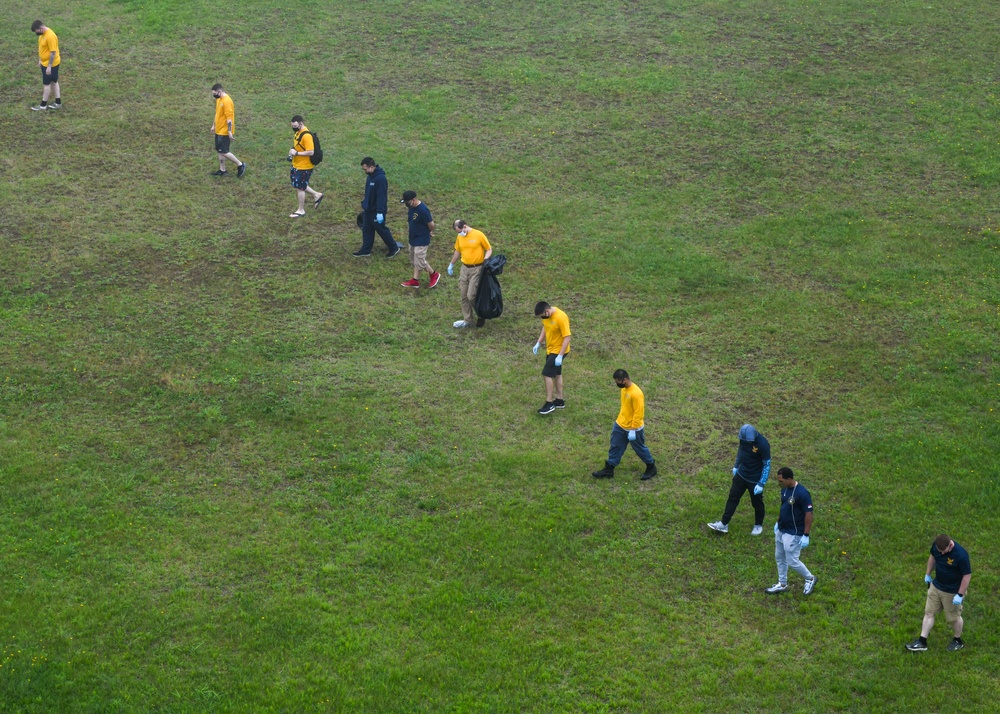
[
  {"x1": 376, "y1": 213, "x2": 384, "y2": 224},
  {"x1": 732, "y1": 467, "x2": 739, "y2": 476},
  {"x1": 628, "y1": 430, "x2": 637, "y2": 442},
  {"x1": 532, "y1": 342, "x2": 540, "y2": 355},
  {"x1": 447, "y1": 263, "x2": 454, "y2": 276},
  {"x1": 800, "y1": 535, "x2": 810, "y2": 548},
  {"x1": 753, "y1": 484, "x2": 764, "y2": 496},
  {"x1": 924, "y1": 574, "x2": 933, "y2": 585},
  {"x1": 953, "y1": 594, "x2": 964, "y2": 605},
  {"x1": 554, "y1": 354, "x2": 563, "y2": 367},
  {"x1": 774, "y1": 523, "x2": 779, "y2": 534}
]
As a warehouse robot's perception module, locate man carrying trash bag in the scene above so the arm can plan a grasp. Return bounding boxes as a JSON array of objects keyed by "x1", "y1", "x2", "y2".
[{"x1": 474, "y1": 253, "x2": 506, "y2": 327}]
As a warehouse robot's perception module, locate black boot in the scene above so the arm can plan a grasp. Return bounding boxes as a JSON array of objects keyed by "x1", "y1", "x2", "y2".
[
  {"x1": 641, "y1": 462, "x2": 658, "y2": 480},
  {"x1": 592, "y1": 461, "x2": 615, "y2": 478}
]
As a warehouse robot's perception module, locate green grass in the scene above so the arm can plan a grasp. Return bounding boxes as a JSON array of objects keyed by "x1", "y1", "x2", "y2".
[{"x1": 1, "y1": 0, "x2": 998, "y2": 711}]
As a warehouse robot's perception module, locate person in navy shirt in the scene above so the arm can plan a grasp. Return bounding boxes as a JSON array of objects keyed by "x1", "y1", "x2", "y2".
[
  {"x1": 906, "y1": 534, "x2": 972, "y2": 652},
  {"x1": 399, "y1": 190, "x2": 439, "y2": 289},
  {"x1": 354, "y1": 157, "x2": 400, "y2": 258},
  {"x1": 764, "y1": 467, "x2": 816, "y2": 595},
  {"x1": 707, "y1": 424, "x2": 771, "y2": 535}
]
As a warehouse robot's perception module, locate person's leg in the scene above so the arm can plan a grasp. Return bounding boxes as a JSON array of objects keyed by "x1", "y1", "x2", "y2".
[
  {"x1": 374, "y1": 221, "x2": 396, "y2": 249},
  {"x1": 219, "y1": 152, "x2": 227, "y2": 171},
  {"x1": 607, "y1": 424, "x2": 629, "y2": 466},
  {"x1": 466, "y1": 265, "x2": 483, "y2": 319},
  {"x1": 295, "y1": 189, "x2": 307, "y2": 214},
  {"x1": 775, "y1": 532, "x2": 788, "y2": 585},
  {"x1": 459, "y1": 265, "x2": 473, "y2": 322},
  {"x1": 628, "y1": 428, "x2": 654, "y2": 464},
  {"x1": 42, "y1": 84, "x2": 51, "y2": 102},
  {"x1": 553, "y1": 374, "x2": 564, "y2": 400},
  {"x1": 921, "y1": 587, "x2": 944, "y2": 638},
  {"x1": 543, "y1": 376, "x2": 554, "y2": 402},
  {"x1": 410, "y1": 247, "x2": 421, "y2": 280},
  {"x1": 52, "y1": 80, "x2": 60, "y2": 102},
  {"x1": 222, "y1": 152, "x2": 241, "y2": 166},
  {"x1": 942, "y1": 597, "x2": 964, "y2": 638},
  {"x1": 721, "y1": 475, "x2": 750, "y2": 525},
  {"x1": 360, "y1": 213, "x2": 376, "y2": 253},
  {"x1": 785, "y1": 536, "x2": 813, "y2": 582},
  {"x1": 749, "y1": 489, "x2": 766, "y2": 527},
  {"x1": 414, "y1": 246, "x2": 432, "y2": 278}
]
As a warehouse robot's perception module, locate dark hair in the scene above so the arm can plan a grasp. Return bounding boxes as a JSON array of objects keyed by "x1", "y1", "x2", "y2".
[
  {"x1": 454, "y1": 219, "x2": 467, "y2": 230},
  {"x1": 777, "y1": 467, "x2": 794, "y2": 480},
  {"x1": 934, "y1": 534, "x2": 951, "y2": 551},
  {"x1": 212, "y1": 83, "x2": 223, "y2": 91},
  {"x1": 613, "y1": 369, "x2": 629, "y2": 381},
  {"x1": 534, "y1": 301, "x2": 551, "y2": 316},
  {"x1": 31, "y1": 20, "x2": 44, "y2": 31},
  {"x1": 291, "y1": 115, "x2": 304, "y2": 123},
  {"x1": 361, "y1": 157, "x2": 375, "y2": 167}
]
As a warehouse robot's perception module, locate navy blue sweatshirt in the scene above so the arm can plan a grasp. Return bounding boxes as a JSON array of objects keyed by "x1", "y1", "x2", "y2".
[
  {"x1": 734, "y1": 433, "x2": 771, "y2": 485},
  {"x1": 361, "y1": 166, "x2": 389, "y2": 214}
]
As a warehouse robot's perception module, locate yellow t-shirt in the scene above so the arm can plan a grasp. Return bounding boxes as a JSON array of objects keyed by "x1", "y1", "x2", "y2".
[
  {"x1": 215, "y1": 94, "x2": 235, "y2": 136},
  {"x1": 454, "y1": 228, "x2": 491, "y2": 265},
  {"x1": 292, "y1": 128, "x2": 315, "y2": 170},
  {"x1": 39, "y1": 29, "x2": 60, "y2": 67},
  {"x1": 616, "y1": 383, "x2": 645, "y2": 430},
  {"x1": 542, "y1": 307, "x2": 571, "y2": 355}
]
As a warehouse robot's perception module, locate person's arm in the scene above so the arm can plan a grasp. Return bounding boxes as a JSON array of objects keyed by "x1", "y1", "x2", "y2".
[
  {"x1": 450, "y1": 249, "x2": 461, "y2": 265},
  {"x1": 558, "y1": 335, "x2": 571, "y2": 356},
  {"x1": 925, "y1": 555, "x2": 936, "y2": 577},
  {"x1": 427, "y1": 220, "x2": 435, "y2": 235},
  {"x1": 227, "y1": 119, "x2": 234, "y2": 139},
  {"x1": 483, "y1": 247, "x2": 492, "y2": 261},
  {"x1": 47, "y1": 50, "x2": 56, "y2": 69},
  {"x1": 957, "y1": 573, "x2": 971, "y2": 597},
  {"x1": 376, "y1": 176, "x2": 388, "y2": 215},
  {"x1": 290, "y1": 134, "x2": 314, "y2": 157},
  {"x1": 803, "y1": 511, "x2": 813, "y2": 536}
]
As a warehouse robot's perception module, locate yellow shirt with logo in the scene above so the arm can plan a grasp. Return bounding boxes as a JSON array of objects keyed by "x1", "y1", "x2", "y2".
[
  {"x1": 542, "y1": 307, "x2": 571, "y2": 355},
  {"x1": 292, "y1": 128, "x2": 315, "y2": 170},
  {"x1": 39, "y1": 29, "x2": 60, "y2": 67},
  {"x1": 454, "y1": 228, "x2": 491, "y2": 266},
  {"x1": 215, "y1": 94, "x2": 235, "y2": 136},
  {"x1": 616, "y1": 383, "x2": 645, "y2": 430}
]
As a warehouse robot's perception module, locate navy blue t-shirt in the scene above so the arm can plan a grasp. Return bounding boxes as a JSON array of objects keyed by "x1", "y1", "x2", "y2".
[
  {"x1": 407, "y1": 202, "x2": 433, "y2": 246},
  {"x1": 931, "y1": 542, "x2": 972, "y2": 594},
  {"x1": 734, "y1": 433, "x2": 771, "y2": 483},
  {"x1": 777, "y1": 483, "x2": 813, "y2": 535}
]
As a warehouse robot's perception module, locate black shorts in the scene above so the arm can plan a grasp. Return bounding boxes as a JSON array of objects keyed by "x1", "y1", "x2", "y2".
[
  {"x1": 542, "y1": 353, "x2": 565, "y2": 378},
  {"x1": 41, "y1": 64, "x2": 59, "y2": 85},
  {"x1": 214, "y1": 134, "x2": 231, "y2": 154},
  {"x1": 290, "y1": 168, "x2": 313, "y2": 189}
]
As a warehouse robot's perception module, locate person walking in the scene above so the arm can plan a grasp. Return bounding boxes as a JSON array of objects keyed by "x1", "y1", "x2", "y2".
[
  {"x1": 905, "y1": 534, "x2": 972, "y2": 652},
  {"x1": 354, "y1": 158, "x2": 399, "y2": 257},
  {"x1": 209, "y1": 84, "x2": 246, "y2": 177},
  {"x1": 532, "y1": 301, "x2": 571, "y2": 415},
  {"x1": 30, "y1": 20, "x2": 62, "y2": 111},
  {"x1": 765, "y1": 467, "x2": 817, "y2": 595},
  {"x1": 707, "y1": 424, "x2": 771, "y2": 535},
  {"x1": 287, "y1": 115, "x2": 323, "y2": 218},
  {"x1": 399, "y1": 191, "x2": 439, "y2": 288},
  {"x1": 591, "y1": 370, "x2": 657, "y2": 480},
  {"x1": 447, "y1": 220, "x2": 491, "y2": 328}
]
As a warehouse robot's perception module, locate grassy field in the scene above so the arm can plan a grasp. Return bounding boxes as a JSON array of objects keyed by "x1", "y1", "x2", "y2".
[{"x1": 0, "y1": 0, "x2": 998, "y2": 711}]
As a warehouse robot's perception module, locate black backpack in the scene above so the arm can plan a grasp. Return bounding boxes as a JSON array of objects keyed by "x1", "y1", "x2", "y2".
[{"x1": 297, "y1": 130, "x2": 324, "y2": 165}]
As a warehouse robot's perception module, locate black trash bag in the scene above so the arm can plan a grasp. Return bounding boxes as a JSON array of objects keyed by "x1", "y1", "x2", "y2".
[{"x1": 474, "y1": 254, "x2": 506, "y2": 320}]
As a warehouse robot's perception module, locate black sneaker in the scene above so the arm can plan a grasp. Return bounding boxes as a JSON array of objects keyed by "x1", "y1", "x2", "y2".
[
  {"x1": 946, "y1": 638, "x2": 965, "y2": 652},
  {"x1": 385, "y1": 246, "x2": 401, "y2": 259},
  {"x1": 237, "y1": 162, "x2": 247, "y2": 178},
  {"x1": 537, "y1": 402, "x2": 555, "y2": 415},
  {"x1": 553, "y1": 399, "x2": 565, "y2": 409},
  {"x1": 211, "y1": 170, "x2": 227, "y2": 176},
  {"x1": 905, "y1": 638, "x2": 928, "y2": 652},
  {"x1": 352, "y1": 250, "x2": 372, "y2": 258},
  {"x1": 641, "y1": 462, "x2": 658, "y2": 480}
]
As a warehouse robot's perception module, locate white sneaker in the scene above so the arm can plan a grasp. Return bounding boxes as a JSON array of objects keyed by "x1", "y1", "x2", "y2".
[
  {"x1": 453, "y1": 320, "x2": 469, "y2": 328},
  {"x1": 30, "y1": 105, "x2": 48, "y2": 111},
  {"x1": 804, "y1": 576, "x2": 817, "y2": 595},
  {"x1": 751, "y1": 525, "x2": 763, "y2": 536},
  {"x1": 766, "y1": 583, "x2": 789, "y2": 594},
  {"x1": 707, "y1": 521, "x2": 728, "y2": 533}
]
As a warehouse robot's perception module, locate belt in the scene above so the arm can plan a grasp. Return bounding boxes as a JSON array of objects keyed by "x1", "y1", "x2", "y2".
[{"x1": 462, "y1": 262, "x2": 483, "y2": 267}]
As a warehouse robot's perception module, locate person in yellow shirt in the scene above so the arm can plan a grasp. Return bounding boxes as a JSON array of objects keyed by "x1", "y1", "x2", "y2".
[
  {"x1": 532, "y1": 302, "x2": 571, "y2": 415},
  {"x1": 30, "y1": 20, "x2": 62, "y2": 110},
  {"x1": 447, "y1": 220, "x2": 492, "y2": 328},
  {"x1": 592, "y1": 369, "x2": 657, "y2": 480},
  {"x1": 287, "y1": 115, "x2": 324, "y2": 218},
  {"x1": 210, "y1": 84, "x2": 246, "y2": 177}
]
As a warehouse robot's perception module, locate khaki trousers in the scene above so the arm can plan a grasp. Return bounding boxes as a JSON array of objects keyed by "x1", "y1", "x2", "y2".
[
  {"x1": 459, "y1": 264, "x2": 483, "y2": 323},
  {"x1": 409, "y1": 245, "x2": 432, "y2": 273}
]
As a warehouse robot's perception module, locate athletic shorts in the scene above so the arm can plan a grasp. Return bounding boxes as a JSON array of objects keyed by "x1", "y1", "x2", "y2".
[
  {"x1": 214, "y1": 134, "x2": 231, "y2": 154},
  {"x1": 41, "y1": 64, "x2": 60, "y2": 85},
  {"x1": 290, "y1": 168, "x2": 313, "y2": 190},
  {"x1": 542, "y1": 353, "x2": 566, "y2": 378},
  {"x1": 925, "y1": 584, "x2": 963, "y2": 623}
]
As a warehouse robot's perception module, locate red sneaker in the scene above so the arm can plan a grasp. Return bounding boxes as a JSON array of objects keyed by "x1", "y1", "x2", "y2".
[
  {"x1": 428, "y1": 271, "x2": 441, "y2": 288},
  {"x1": 400, "y1": 279, "x2": 420, "y2": 288}
]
